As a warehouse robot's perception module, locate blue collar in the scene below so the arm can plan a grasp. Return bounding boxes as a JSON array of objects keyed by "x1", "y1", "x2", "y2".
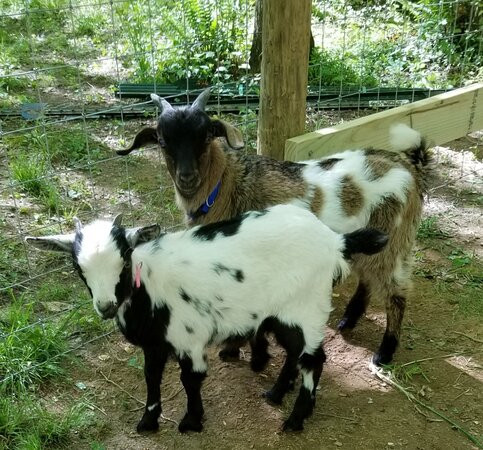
[{"x1": 188, "y1": 181, "x2": 221, "y2": 221}]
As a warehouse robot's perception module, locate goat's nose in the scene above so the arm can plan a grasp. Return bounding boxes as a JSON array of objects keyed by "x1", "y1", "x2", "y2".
[
  {"x1": 179, "y1": 173, "x2": 196, "y2": 184},
  {"x1": 98, "y1": 302, "x2": 118, "y2": 319}
]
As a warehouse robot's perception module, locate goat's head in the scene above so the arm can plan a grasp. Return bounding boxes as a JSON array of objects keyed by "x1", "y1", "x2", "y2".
[
  {"x1": 26, "y1": 216, "x2": 161, "y2": 320},
  {"x1": 117, "y1": 89, "x2": 244, "y2": 198}
]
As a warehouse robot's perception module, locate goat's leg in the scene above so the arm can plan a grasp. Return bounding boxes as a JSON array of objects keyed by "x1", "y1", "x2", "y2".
[
  {"x1": 249, "y1": 330, "x2": 270, "y2": 372},
  {"x1": 263, "y1": 323, "x2": 304, "y2": 405},
  {"x1": 137, "y1": 346, "x2": 168, "y2": 433},
  {"x1": 373, "y1": 293, "x2": 406, "y2": 365},
  {"x1": 338, "y1": 280, "x2": 370, "y2": 331},
  {"x1": 178, "y1": 353, "x2": 207, "y2": 433},
  {"x1": 283, "y1": 346, "x2": 326, "y2": 432}
]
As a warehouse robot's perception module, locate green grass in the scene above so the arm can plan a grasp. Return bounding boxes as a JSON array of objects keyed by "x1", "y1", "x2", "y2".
[
  {"x1": 6, "y1": 125, "x2": 109, "y2": 213},
  {"x1": 417, "y1": 216, "x2": 450, "y2": 241},
  {"x1": 0, "y1": 394, "x2": 93, "y2": 450},
  {"x1": 0, "y1": 239, "x2": 28, "y2": 292},
  {"x1": 0, "y1": 294, "x2": 72, "y2": 392},
  {"x1": 0, "y1": 277, "x2": 108, "y2": 447},
  {"x1": 9, "y1": 152, "x2": 62, "y2": 213},
  {"x1": 385, "y1": 361, "x2": 430, "y2": 385}
]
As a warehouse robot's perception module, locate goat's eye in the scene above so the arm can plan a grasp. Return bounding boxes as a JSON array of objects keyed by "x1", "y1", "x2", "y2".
[
  {"x1": 158, "y1": 138, "x2": 166, "y2": 148},
  {"x1": 124, "y1": 261, "x2": 131, "y2": 269},
  {"x1": 205, "y1": 134, "x2": 213, "y2": 145}
]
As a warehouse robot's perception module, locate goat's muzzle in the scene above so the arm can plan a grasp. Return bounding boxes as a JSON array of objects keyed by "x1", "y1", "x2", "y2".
[
  {"x1": 176, "y1": 174, "x2": 201, "y2": 198},
  {"x1": 97, "y1": 302, "x2": 118, "y2": 320}
]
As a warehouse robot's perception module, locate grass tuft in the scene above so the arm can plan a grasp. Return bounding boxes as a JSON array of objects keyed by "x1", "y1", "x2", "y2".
[
  {"x1": 417, "y1": 216, "x2": 450, "y2": 240},
  {"x1": 0, "y1": 293, "x2": 71, "y2": 392},
  {"x1": 0, "y1": 394, "x2": 93, "y2": 449}
]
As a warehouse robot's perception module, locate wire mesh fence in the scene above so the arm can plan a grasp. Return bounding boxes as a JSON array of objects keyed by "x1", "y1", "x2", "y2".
[{"x1": 0, "y1": 0, "x2": 481, "y2": 389}]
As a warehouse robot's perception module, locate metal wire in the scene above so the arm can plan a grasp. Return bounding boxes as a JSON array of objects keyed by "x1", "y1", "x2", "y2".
[{"x1": 1, "y1": 0, "x2": 481, "y2": 390}]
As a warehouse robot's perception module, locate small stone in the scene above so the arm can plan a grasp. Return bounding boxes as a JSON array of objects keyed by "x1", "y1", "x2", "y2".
[
  {"x1": 335, "y1": 441, "x2": 343, "y2": 447},
  {"x1": 387, "y1": 443, "x2": 395, "y2": 447},
  {"x1": 98, "y1": 354, "x2": 110, "y2": 361},
  {"x1": 75, "y1": 381, "x2": 87, "y2": 390},
  {"x1": 368, "y1": 398, "x2": 373, "y2": 404}
]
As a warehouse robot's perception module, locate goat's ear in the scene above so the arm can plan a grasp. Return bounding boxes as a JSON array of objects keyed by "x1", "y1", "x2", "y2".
[
  {"x1": 117, "y1": 127, "x2": 158, "y2": 156},
  {"x1": 211, "y1": 119, "x2": 244, "y2": 150},
  {"x1": 151, "y1": 93, "x2": 174, "y2": 113},
  {"x1": 73, "y1": 216, "x2": 82, "y2": 234},
  {"x1": 192, "y1": 88, "x2": 211, "y2": 111},
  {"x1": 125, "y1": 224, "x2": 162, "y2": 248},
  {"x1": 112, "y1": 214, "x2": 123, "y2": 227},
  {"x1": 25, "y1": 234, "x2": 75, "y2": 253}
]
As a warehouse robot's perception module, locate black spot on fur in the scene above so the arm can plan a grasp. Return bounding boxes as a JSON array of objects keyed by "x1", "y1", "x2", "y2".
[
  {"x1": 215, "y1": 295, "x2": 224, "y2": 303},
  {"x1": 179, "y1": 288, "x2": 192, "y2": 303},
  {"x1": 213, "y1": 262, "x2": 230, "y2": 275},
  {"x1": 234, "y1": 270, "x2": 244, "y2": 282},
  {"x1": 213, "y1": 263, "x2": 244, "y2": 282},
  {"x1": 185, "y1": 325, "x2": 194, "y2": 334},
  {"x1": 251, "y1": 313, "x2": 258, "y2": 320},
  {"x1": 318, "y1": 158, "x2": 341, "y2": 170},
  {"x1": 193, "y1": 216, "x2": 243, "y2": 241}
]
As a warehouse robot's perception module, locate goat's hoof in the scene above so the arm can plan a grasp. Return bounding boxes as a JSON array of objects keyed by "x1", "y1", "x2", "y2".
[
  {"x1": 136, "y1": 417, "x2": 159, "y2": 433},
  {"x1": 219, "y1": 347, "x2": 240, "y2": 362},
  {"x1": 372, "y1": 351, "x2": 393, "y2": 366},
  {"x1": 282, "y1": 417, "x2": 304, "y2": 432},
  {"x1": 337, "y1": 316, "x2": 356, "y2": 332},
  {"x1": 178, "y1": 414, "x2": 203, "y2": 433},
  {"x1": 250, "y1": 353, "x2": 270, "y2": 372},
  {"x1": 263, "y1": 389, "x2": 283, "y2": 405}
]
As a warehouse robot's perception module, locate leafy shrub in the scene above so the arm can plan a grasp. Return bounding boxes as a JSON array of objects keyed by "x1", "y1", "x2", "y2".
[
  {"x1": 114, "y1": 0, "x2": 253, "y2": 84},
  {"x1": 308, "y1": 47, "x2": 378, "y2": 87}
]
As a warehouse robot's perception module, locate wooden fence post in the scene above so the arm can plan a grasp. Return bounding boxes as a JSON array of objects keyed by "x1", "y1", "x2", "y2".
[{"x1": 258, "y1": 0, "x2": 311, "y2": 159}]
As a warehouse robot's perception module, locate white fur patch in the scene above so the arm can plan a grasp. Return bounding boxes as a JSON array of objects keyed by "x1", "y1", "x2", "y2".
[
  {"x1": 389, "y1": 124, "x2": 421, "y2": 152},
  {"x1": 301, "y1": 368, "x2": 315, "y2": 393},
  {"x1": 301, "y1": 150, "x2": 413, "y2": 234},
  {"x1": 147, "y1": 402, "x2": 159, "y2": 411},
  {"x1": 77, "y1": 220, "x2": 124, "y2": 317}
]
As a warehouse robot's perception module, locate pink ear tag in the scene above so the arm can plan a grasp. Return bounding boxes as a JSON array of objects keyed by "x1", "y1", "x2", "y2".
[{"x1": 135, "y1": 262, "x2": 143, "y2": 288}]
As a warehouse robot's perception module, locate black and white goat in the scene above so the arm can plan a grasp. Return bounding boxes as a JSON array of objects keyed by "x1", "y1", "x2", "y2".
[
  {"x1": 117, "y1": 89, "x2": 433, "y2": 365},
  {"x1": 27, "y1": 204, "x2": 387, "y2": 433}
]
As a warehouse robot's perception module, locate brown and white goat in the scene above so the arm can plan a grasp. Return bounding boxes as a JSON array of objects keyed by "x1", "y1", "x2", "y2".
[{"x1": 117, "y1": 89, "x2": 432, "y2": 365}]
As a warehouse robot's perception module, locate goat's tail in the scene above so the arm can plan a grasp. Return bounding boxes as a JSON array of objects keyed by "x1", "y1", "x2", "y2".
[
  {"x1": 389, "y1": 124, "x2": 433, "y2": 186},
  {"x1": 342, "y1": 228, "x2": 388, "y2": 260}
]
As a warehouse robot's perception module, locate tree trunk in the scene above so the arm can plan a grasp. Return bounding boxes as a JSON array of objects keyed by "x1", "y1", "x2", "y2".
[
  {"x1": 258, "y1": 0, "x2": 312, "y2": 159},
  {"x1": 249, "y1": 0, "x2": 263, "y2": 73},
  {"x1": 250, "y1": 0, "x2": 314, "y2": 74}
]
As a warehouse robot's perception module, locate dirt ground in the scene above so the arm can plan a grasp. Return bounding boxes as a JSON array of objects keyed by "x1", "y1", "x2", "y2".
[
  {"x1": 60, "y1": 278, "x2": 482, "y2": 450},
  {"x1": 41, "y1": 134, "x2": 481, "y2": 450},
  {"x1": 2, "y1": 121, "x2": 481, "y2": 449}
]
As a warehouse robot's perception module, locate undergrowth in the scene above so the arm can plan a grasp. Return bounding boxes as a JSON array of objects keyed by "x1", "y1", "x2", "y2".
[
  {"x1": 0, "y1": 395, "x2": 92, "y2": 450},
  {"x1": 415, "y1": 216, "x2": 482, "y2": 318},
  {"x1": 0, "y1": 276, "x2": 109, "y2": 447}
]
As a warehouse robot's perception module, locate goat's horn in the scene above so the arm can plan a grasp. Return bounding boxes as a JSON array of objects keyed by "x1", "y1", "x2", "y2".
[
  {"x1": 151, "y1": 94, "x2": 174, "y2": 113},
  {"x1": 191, "y1": 88, "x2": 211, "y2": 111}
]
